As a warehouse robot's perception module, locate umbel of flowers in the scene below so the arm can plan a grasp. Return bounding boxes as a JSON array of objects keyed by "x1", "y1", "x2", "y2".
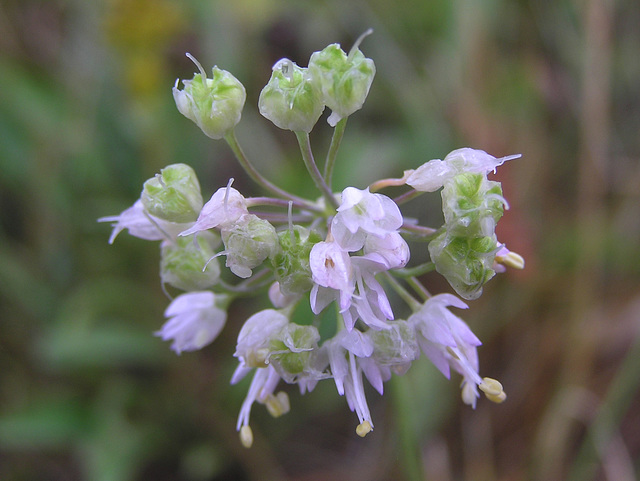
[{"x1": 100, "y1": 30, "x2": 523, "y2": 448}]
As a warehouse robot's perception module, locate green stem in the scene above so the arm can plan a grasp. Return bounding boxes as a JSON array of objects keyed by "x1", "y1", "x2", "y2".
[
  {"x1": 295, "y1": 131, "x2": 339, "y2": 210},
  {"x1": 383, "y1": 272, "x2": 421, "y2": 311},
  {"x1": 323, "y1": 117, "x2": 347, "y2": 188},
  {"x1": 392, "y1": 262, "x2": 436, "y2": 278},
  {"x1": 394, "y1": 189, "x2": 424, "y2": 206},
  {"x1": 407, "y1": 276, "x2": 430, "y2": 302},
  {"x1": 224, "y1": 130, "x2": 320, "y2": 212}
]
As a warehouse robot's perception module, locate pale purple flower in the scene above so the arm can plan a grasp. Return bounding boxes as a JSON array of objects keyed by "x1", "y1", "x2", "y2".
[
  {"x1": 233, "y1": 309, "x2": 289, "y2": 370},
  {"x1": 98, "y1": 200, "x2": 188, "y2": 244},
  {"x1": 309, "y1": 242, "x2": 394, "y2": 331},
  {"x1": 341, "y1": 254, "x2": 394, "y2": 331},
  {"x1": 405, "y1": 148, "x2": 521, "y2": 192},
  {"x1": 179, "y1": 183, "x2": 248, "y2": 237},
  {"x1": 363, "y1": 231, "x2": 410, "y2": 269},
  {"x1": 325, "y1": 330, "x2": 375, "y2": 436},
  {"x1": 332, "y1": 187, "x2": 403, "y2": 251},
  {"x1": 156, "y1": 291, "x2": 227, "y2": 354},
  {"x1": 408, "y1": 293, "x2": 484, "y2": 407},
  {"x1": 309, "y1": 241, "x2": 354, "y2": 314},
  {"x1": 234, "y1": 363, "x2": 282, "y2": 432}
]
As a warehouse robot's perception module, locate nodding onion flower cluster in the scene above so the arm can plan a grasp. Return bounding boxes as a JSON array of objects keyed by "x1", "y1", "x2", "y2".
[{"x1": 99, "y1": 31, "x2": 523, "y2": 448}]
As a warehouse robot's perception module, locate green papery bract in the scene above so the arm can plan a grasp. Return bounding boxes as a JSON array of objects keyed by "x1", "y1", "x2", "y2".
[
  {"x1": 160, "y1": 231, "x2": 221, "y2": 291},
  {"x1": 269, "y1": 323, "x2": 321, "y2": 382},
  {"x1": 428, "y1": 231, "x2": 498, "y2": 300},
  {"x1": 308, "y1": 44, "x2": 375, "y2": 126},
  {"x1": 221, "y1": 214, "x2": 279, "y2": 278},
  {"x1": 272, "y1": 226, "x2": 323, "y2": 297},
  {"x1": 141, "y1": 163, "x2": 204, "y2": 223},
  {"x1": 258, "y1": 59, "x2": 324, "y2": 132},
  {"x1": 173, "y1": 66, "x2": 246, "y2": 139}
]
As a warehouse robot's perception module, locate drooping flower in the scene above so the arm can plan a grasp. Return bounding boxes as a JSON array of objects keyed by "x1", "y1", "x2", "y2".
[
  {"x1": 331, "y1": 187, "x2": 403, "y2": 251},
  {"x1": 324, "y1": 329, "x2": 376, "y2": 436},
  {"x1": 405, "y1": 148, "x2": 521, "y2": 192},
  {"x1": 233, "y1": 309, "x2": 289, "y2": 370},
  {"x1": 156, "y1": 291, "x2": 228, "y2": 354},
  {"x1": 179, "y1": 182, "x2": 248, "y2": 237},
  {"x1": 98, "y1": 200, "x2": 189, "y2": 244},
  {"x1": 408, "y1": 294, "x2": 494, "y2": 408}
]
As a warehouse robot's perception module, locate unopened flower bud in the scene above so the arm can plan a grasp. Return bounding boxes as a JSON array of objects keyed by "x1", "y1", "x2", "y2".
[
  {"x1": 258, "y1": 59, "x2": 324, "y2": 132},
  {"x1": 308, "y1": 30, "x2": 375, "y2": 126},
  {"x1": 160, "y1": 231, "x2": 221, "y2": 291},
  {"x1": 272, "y1": 226, "x2": 322, "y2": 296},
  {"x1": 173, "y1": 54, "x2": 246, "y2": 139},
  {"x1": 222, "y1": 214, "x2": 279, "y2": 278},
  {"x1": 141, "y1": 163, "x2": 203, "y2": 223}
]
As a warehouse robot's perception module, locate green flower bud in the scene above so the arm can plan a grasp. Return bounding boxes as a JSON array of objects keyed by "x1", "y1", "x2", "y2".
[
  {"x1": 221, "y1": 214, "x2": 279, "y2": 278},
  {"x1": 269, "y1": 323, "x2": 320, "y2": 382},
  {"x1": 428, "y1": 231, "x2": 498, "y2": 300},
  {"x1": 160, "y1": 231, "x2": 221, "y2": 291},
  {"x1": 258, "y1": 59, "x2": 325, "y2": 132},
  {"x1": 141, "y1": 163, "x2": 204, "y2": 223},
  {"x1": 272, "y1": 226, "x2": 322, "y2": 296},
  {"x1": 308, "y1": 30, "x2": 375, "y2": 126},
  {"x1": 173, "y1": 54, "x2": 246, "y2": 139}
]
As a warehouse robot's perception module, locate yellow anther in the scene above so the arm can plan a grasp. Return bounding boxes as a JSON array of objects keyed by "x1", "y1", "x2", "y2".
[
  {"x1": 356, "y1": 421, "x2": 373, "y2": 438},
  {"x1": 246, "y1": 349, "x2": 270, "y2": 368},
  {"x1": 240, "y1": 425, "x2": 253, "y2": 448},
  {"x1": 495, "y1": 251, "x2": 525, "y2": 270},
  {"x1": 265, "y1": 391, "x2": 290, "y2": 418},
  {"x1": 479, "y1": 377, "x2": 507, "y2": 403}
]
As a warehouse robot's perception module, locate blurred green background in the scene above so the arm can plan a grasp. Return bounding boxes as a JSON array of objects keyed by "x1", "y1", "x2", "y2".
[{"x1": 1, "y1": 0, "x2": 639, "y2": 480}]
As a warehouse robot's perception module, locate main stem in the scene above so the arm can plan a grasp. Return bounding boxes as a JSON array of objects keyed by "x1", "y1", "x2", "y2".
[
  {"x1": 224, "y1": 130, "x2": 320, "y2": 212},
  {"x1": 323, "y1": 117, "x2": 347, "y2": 188},
  {"x1": 295, "y1": 131, "x2": 340, "y2": 210}
]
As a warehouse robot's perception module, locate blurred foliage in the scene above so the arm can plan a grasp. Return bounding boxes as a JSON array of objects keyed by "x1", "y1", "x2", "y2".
[{"x1": 1, "y1": 0, "x2": 640, "y2": 480}]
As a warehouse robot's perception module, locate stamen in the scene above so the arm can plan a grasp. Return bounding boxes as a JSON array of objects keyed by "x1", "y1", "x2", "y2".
[
  {"x1": 154, "y1": 173, "x2": 166, "y2": 188},
  {"x1": 288, "y1": 201, "x2": 295, "y2": 244},
  {"x1": 280, "y1": 59, "x2": 294, "y2": 83},
  {"x1": 185, "y1": 52, "x2": 208, "y2": 82},
  {"x1": 224, "y1": 178, "x2": 235, "y2": 216},
  {"x1": 356, "y1": 421, "x2": 373, "y2": 437},
  {"x1": 203, "y1": 251, "x2": 227, "y2": 272},
  {"x1": 240, "y1": 425, "x2": 253, "y2": 448},
  {"x1": 265, "y1": 391, "x2": 290, "y2": 418},
  {"x1": 495, "y1": 251, "x2": 525, "y2": 270},
  {"x1": 479, "y1": 377, "x2": 507, "y2": 403},
  {"x1": 348, "y1": 28, "x2": 373, "y2": 61}
]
